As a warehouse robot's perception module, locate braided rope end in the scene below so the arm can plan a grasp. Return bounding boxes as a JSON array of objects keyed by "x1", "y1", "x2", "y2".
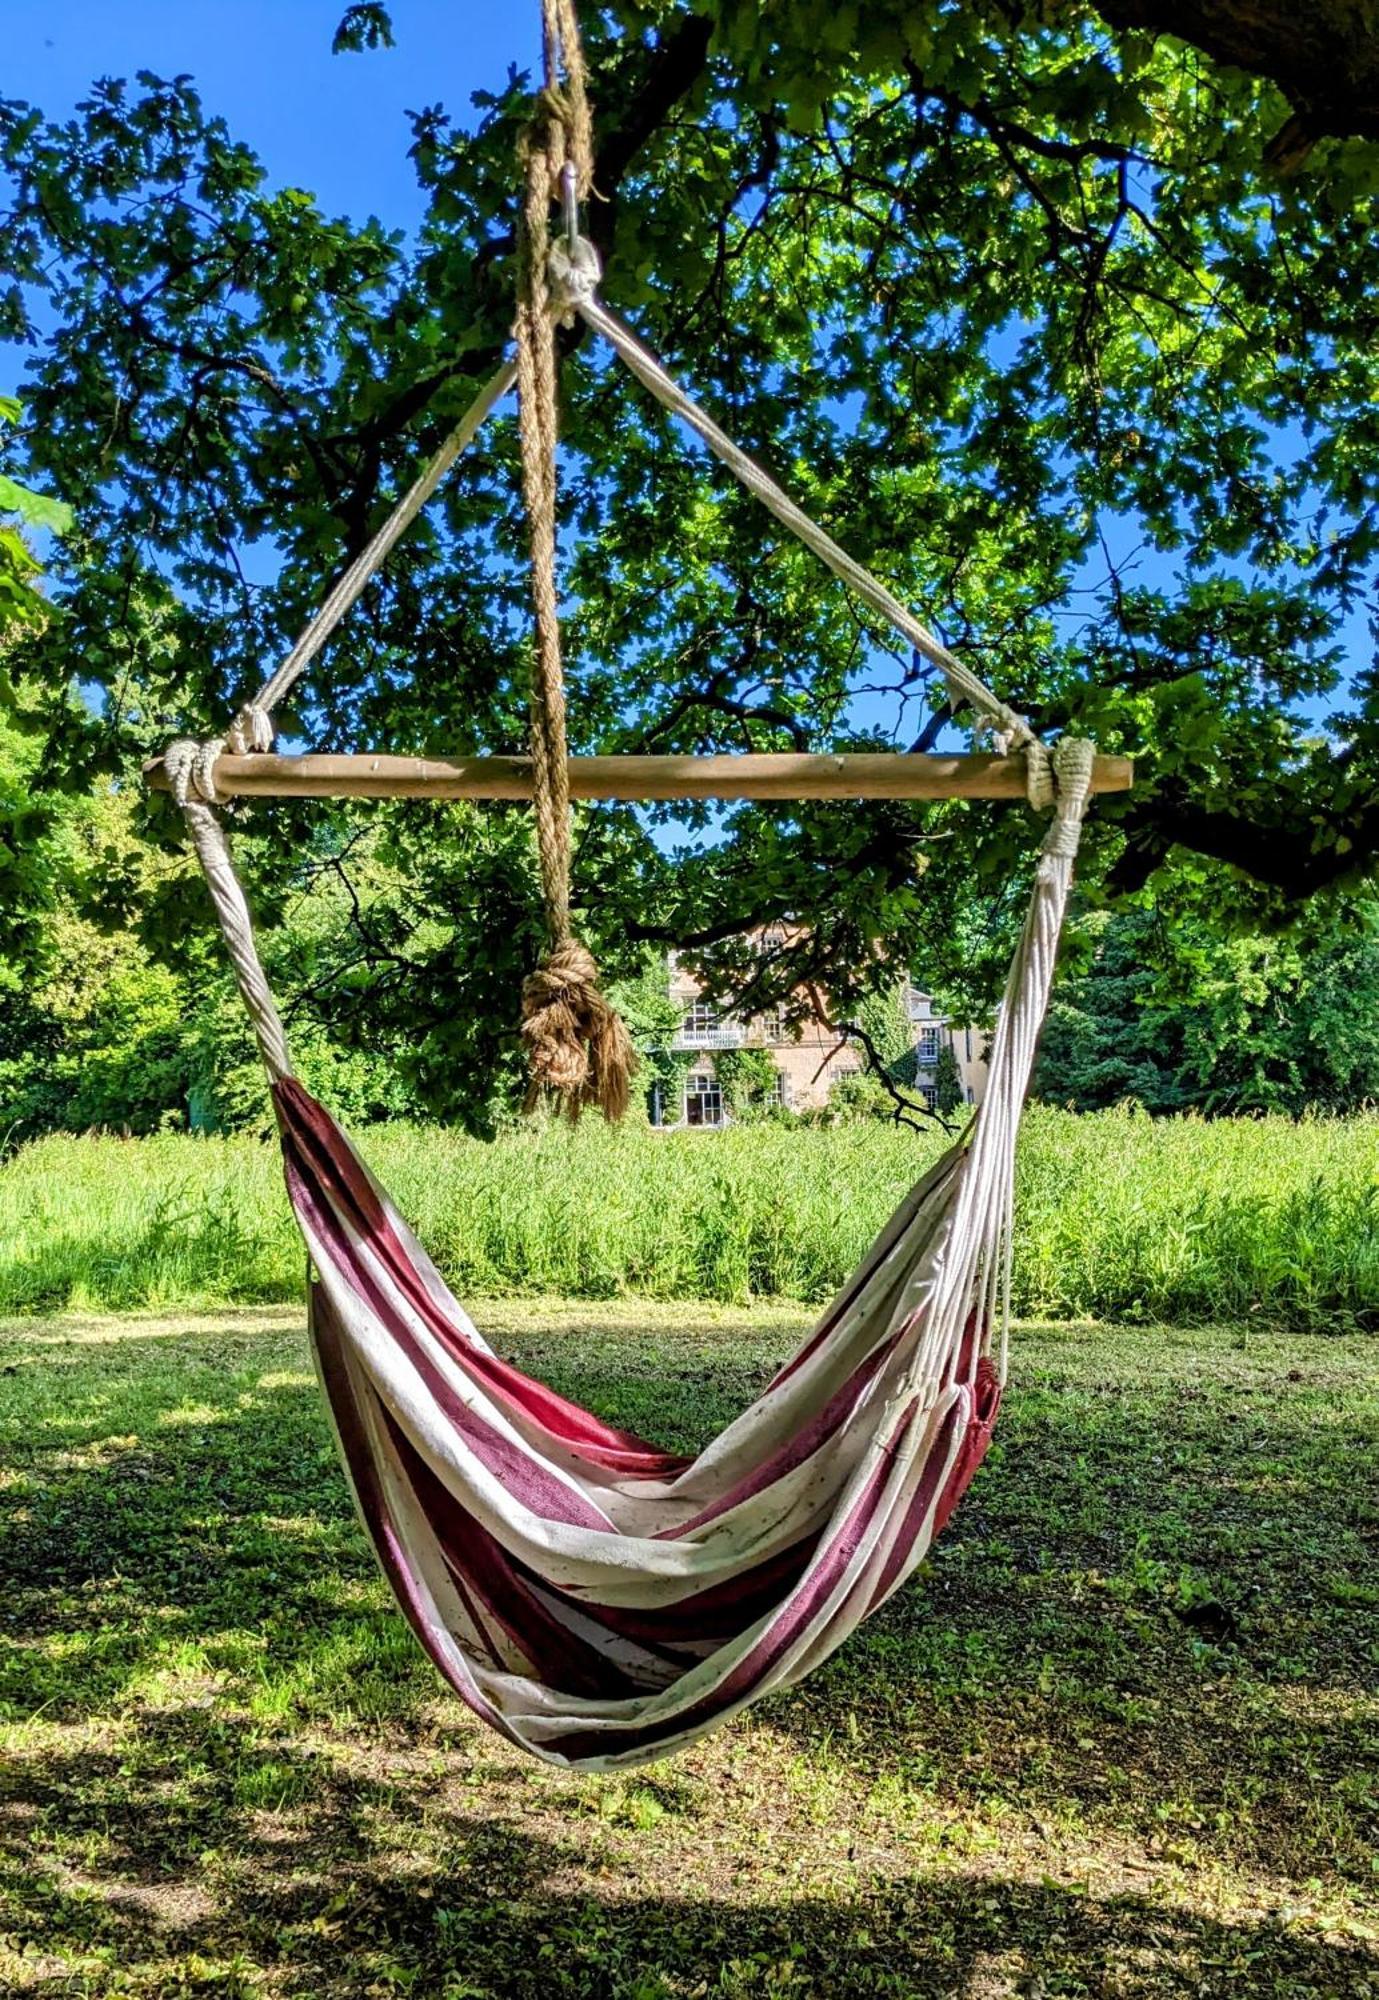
[
  {"x1": 1040, "y1": 737, "x2": 1097, "y2": 861},
  {"x1": 226, "y1": 704, "x2": 274, "y2": 756},
  {"x1": 521, "y1": 939, "x2": 636, "y2": 1123}
]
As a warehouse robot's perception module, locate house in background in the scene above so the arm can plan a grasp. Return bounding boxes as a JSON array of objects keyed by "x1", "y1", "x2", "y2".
[{"x1": 654, "y1": 943, "x2": 989, "y2": 1128}]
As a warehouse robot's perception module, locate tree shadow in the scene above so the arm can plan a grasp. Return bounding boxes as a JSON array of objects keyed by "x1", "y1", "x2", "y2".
[
  {"x1": 3, "y1": 1716, "x2": 1374, "y2": 1997},
  {"x1": 2, "y1": 1317, "x2": 1376, "y2": 1994}
]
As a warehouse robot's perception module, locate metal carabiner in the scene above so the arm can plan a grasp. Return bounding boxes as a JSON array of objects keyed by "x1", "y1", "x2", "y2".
[{"x1": 560, "y1": 160, "x2": 579, "y2": 252}]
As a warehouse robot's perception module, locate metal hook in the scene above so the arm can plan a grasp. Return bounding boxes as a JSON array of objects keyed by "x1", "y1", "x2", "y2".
[{"x1": 560, "y1": 160, "x2": 579, "y2": 252}]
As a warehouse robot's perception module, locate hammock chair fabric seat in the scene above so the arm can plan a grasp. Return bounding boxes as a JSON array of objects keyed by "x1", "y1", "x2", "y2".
[
  {"x1": 282, "y1": 1077, "x2": 997, "y2": 1767},
  {"x1": 167, "y1": 733, "x2": 1092, "y2": 1769},
  {"x1": 233, "y1": 748, "x2": 1090, "y2": 1769}
]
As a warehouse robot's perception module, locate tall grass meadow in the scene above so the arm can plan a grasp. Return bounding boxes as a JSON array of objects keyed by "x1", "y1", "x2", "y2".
[{"x1": 2, "y1": 1105, "x2": 1377, "y2": 1328}]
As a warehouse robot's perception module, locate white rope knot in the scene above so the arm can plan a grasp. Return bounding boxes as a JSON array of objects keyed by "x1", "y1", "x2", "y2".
[
  {"x1": 1024, "y1": 738, "x2": 1055, "y2": 812},
  {"x1": 1041, "y1": 736, "x2": 1096, "y2": 861},
  {"x1": 965, "y1": 693, "x2": 1036, "y2": 760},
  {"x1": 547, "y1": 234, "x2": 602, "y2": 324},
  {"x1": 164, "y1": 737, "x2": 225, "y2": 807},
  {"x1": 226, "y1": 703, "x2": 274, "y2": 756},
  {"x1": 990, "y1": 704, "x2": 1034, "y2": 756}
]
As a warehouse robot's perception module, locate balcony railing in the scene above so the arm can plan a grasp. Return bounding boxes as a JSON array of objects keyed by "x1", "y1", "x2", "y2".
[{"x1": 673, "y1": 1023, "x2": 746, "y2": 1049}]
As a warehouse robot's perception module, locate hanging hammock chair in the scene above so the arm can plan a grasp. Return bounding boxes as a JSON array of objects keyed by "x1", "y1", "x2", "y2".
[{"x1": 154, "y1": 3, "x2": 1117, "y2": 1770}]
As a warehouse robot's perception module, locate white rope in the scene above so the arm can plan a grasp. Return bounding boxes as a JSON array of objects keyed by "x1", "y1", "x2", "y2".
[
  {"x1": 165, "y1": 736, "x2": 225, "y2": 806},
  {"x1": 180, "y1": 801, "x2": 295, "y2": 1083},
  {"x1": 572, "y1": 279, "x2": 1036, "y2": 751},
  {"x1": 903, "y1": 736, "x2": 1095, "y2": 1398},
  {"x1": 1024, "y1": 737, "x2": 1055, "y2": 811}
]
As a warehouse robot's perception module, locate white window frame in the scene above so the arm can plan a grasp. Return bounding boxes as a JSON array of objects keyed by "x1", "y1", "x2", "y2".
[
  {"x1": 681, "y1": 1000, "x2": 720, "y2": 1041},
  {"x1": 684, "y1": 1070, "x2": 724, "y2": 1126}
]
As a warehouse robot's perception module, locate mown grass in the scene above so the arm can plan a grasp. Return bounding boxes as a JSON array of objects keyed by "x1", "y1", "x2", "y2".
[
  {"x1": 0, "y1": 1303, "x2": 1376, "y2": 1997},
  {"x1": 3, "y1": 1106, "x2": 1379, "y2": 1327}
]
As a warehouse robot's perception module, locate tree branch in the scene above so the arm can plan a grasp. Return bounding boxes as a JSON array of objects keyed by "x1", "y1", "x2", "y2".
[
  {"x1": 1112, "y1": 790, "x2": 1379, "y2": 898},
  {"x1": 1090, "y1": 0, "x2": 1379, "y2": 151}
]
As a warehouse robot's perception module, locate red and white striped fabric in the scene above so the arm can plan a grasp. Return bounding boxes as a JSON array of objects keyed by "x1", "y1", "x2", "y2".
[
  {"x1": 282, "y1": 1080, "x2": 993, "y2": 1768},
  {"x1": 181, "y1": 746, "x2": 1093, "y2": 1769}
]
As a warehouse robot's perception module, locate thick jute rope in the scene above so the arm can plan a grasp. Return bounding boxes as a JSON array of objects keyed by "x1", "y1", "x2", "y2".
[
  {"x1": 514, "y1": 0, "x2": 633, "y2": 1120},
  {"x1": 164, "y1": 0, "x2": 1079, "y2": 1130}
]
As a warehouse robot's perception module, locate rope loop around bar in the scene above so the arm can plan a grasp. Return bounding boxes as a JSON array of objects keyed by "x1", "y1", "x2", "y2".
[
  {"x1": 1024, "y1": 738, "x2": 1055, "y2": 812},
  {"x1": 1041, "y1": 737, "x2": 1096, "y2": 860},
  {"x1": 165, "y1": 737, "x2": 224, "y2": 807}
]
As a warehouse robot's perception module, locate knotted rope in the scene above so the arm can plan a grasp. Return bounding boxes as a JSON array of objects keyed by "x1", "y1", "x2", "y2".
[
  {"x1": 514, "y1": 0, "x2": 633, "y2": 1120},
  {"x1": 163, "y1": 0, "x2": 1088, "y2": 1133}
]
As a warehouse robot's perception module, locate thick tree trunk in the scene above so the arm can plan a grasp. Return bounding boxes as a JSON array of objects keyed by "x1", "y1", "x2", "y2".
[{"x1": 1093, "y1": 0, "x2": 1379, "y2": 148}]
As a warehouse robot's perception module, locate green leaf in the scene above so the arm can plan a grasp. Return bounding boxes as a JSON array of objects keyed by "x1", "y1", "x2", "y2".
[
  {"x1": 0, "y1": 475, "x2": 73, "y2": 536},
  {"x1": 332, "y1": 3, "x2": 394, "y2": 54}
]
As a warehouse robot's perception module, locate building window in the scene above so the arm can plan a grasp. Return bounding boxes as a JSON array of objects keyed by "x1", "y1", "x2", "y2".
[
  {"x1": 771, "y1": 1066, "x2": 789, "y2": 1109},
  {"x1": 684, "y1": 1071, "x2": 724, "y2": 1126},
  {"x1": 681, "y1": 1001, "x2": 721, "y2": 1044},
  {"x1": 677, "y1": 1001, "x2": 744, "y2": 1049},
  {"x1": 920, "y1": 1083, "x2": 938, "y2": 1110},
  {"x1": 756, "y1": 1007, "x2": 787, "y2": 1043},
  {"x1": 915, "y1": 1025, "x2": 941, "y2": 1067}
]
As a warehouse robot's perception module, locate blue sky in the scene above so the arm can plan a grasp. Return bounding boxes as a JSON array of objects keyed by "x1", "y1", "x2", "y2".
[{"x1": 7, "y1": 3, "x2": 538, "y2": 238}]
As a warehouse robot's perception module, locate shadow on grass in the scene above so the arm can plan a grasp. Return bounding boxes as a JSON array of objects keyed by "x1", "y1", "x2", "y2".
[
  {"x1": 1, "y1": 1317, "x2": 1377, "y2": 1994},
  {"x1": 3, "y1": 1711, "x2": 1375, "y2": 1998}
]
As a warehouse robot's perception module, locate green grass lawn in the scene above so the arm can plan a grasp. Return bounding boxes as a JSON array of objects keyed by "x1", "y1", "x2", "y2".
[{"x1": 1, "y1": 1303, "x2": 1376, "y2": 1998}]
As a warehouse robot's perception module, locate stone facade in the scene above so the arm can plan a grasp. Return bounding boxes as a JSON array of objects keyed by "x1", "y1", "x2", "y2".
[{"x1": 656, "y1": 944, "x2": 989, "y2": 1127}]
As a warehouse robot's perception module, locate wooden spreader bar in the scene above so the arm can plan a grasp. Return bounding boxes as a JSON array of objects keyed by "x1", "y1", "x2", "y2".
[{"x1": 147, "y1": 749, "x2": 1132, "y2": 803}]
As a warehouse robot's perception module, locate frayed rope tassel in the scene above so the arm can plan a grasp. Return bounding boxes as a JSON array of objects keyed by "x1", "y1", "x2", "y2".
[{"x1": 521, "y1": 939, "x2": 635, "y2": 1121}]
